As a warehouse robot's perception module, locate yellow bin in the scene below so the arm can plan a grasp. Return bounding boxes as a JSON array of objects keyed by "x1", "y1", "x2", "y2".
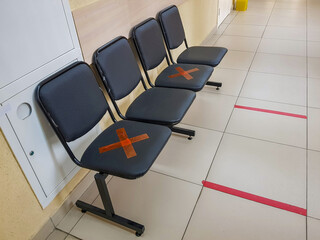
[{"x1": 236, "y1": 0, "x2": 248, "y2": 11}]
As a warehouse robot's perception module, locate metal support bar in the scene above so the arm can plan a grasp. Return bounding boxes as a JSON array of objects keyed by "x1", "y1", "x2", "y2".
[
  {"x1": 206, "y1": 81, "x2": 222, "y2": 90},
  {"x1": 171, "y1": 126, "x2": 195, "y2": 140},
  {"x1": 75, "y1": 173, "x2": 145, "y2": 236}
]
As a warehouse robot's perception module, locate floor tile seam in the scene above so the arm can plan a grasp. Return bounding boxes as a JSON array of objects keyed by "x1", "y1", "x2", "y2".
[
  {"x1": 248, "y1": 69, "x2": 307, "y2": 78},
  {"x1": 237, "y1": 95, "x2": 308, "y2": 108},
  {"x1": 225, "y1": 131, "x2": 308, "y2": 151},
  {"x1": 149, "y1": 170, "x2": 203, "y2": 187},
  {"x1": 306, "y1": 0, "x2": 309, "y2": 239},
  {"x1": 63, "y1": 176, "x2": 113, "y2": 235}
]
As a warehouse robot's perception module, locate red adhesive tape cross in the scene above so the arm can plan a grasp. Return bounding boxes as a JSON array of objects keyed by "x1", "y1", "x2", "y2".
[
  {"x1": 234, "y1": 105, "x2": 307, "y2": 119},
  {"x1": 202, "y1": 181, "x2": 307, "y2": 216},
  {"x1": 99, "y1": 128, "x2": 149, "y2": 159},
  {"x1": 169, "y1": 67, "x2": 200, "y2": 80}
]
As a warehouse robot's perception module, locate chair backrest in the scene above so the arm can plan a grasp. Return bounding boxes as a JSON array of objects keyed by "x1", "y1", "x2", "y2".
[
  {"x1": 158, "y1": 5, "x2": 186, "y2": 50},
  {"x1": 132, "y1": 18, "x2": 168, "y2": 71},
  {"x1": 94, "y1": 37, "x2": 142, "y2": 101},
  {"x1": 37, "y1": 62, "x2": 108, "y2": 142}
]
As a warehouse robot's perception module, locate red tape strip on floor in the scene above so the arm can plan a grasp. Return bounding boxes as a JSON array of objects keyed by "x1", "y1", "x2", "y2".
[
  {"x1": 202, "y1": 181, "x2": 307, "y2": 216},
  {"x1": 234, "y1": 105, "x2": 307, "y2": 119}
]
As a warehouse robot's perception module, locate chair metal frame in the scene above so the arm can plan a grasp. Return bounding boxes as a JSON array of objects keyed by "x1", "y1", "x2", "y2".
[
  {"x1": 93, "y1": 36, "x2": 195, "y2": 139},
  {"x1": 37, "y1": 61, "x2": 145, "y2": 236},
  {"x1": 158, "y1": 5, "x2": 222, "y2": 89}
]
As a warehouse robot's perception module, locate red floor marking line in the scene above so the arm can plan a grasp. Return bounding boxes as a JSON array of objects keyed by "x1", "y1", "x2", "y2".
[
  {"x1": 234, "y1": 105, "x2": 307, "y2": 119},
  {"x1": 202, "y1": 181, "x2": 307, "y2": 216}
]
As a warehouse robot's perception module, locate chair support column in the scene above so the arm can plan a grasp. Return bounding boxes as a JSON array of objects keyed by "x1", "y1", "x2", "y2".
[{"x1": 76, "y1": 173, "x2": 145, "y2": 236}]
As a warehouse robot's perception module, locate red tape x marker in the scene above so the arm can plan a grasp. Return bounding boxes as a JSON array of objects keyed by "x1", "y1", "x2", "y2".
[
  {"x1": 99, "y1": 128, "x2": 149, "y2": 159},
  {"x1": 169, "y1": 67, "x2": 199, "y2": 80},
  {"x1": 202, "y1": 181, "x2": 307, "y2": 216}
]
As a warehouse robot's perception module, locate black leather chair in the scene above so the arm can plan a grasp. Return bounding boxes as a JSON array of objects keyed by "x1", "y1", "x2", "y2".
[
  {"x1": 132, "y1": 18, "x2": 213, "y2": 92},
  {"x1": 158, "y1": 5, "x2": 229, "y2": 89},
  {"x1": 93, "y1": 36, "x2": 197, "y2": 139},
  {"x1": 37, "y1": 61, "x2": 171, "y2": 236}
]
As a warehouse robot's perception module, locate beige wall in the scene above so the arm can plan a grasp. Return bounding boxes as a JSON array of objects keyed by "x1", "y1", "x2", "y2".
[{"x1": 0, "y1": 0, "x2": 218, "y2": 239}]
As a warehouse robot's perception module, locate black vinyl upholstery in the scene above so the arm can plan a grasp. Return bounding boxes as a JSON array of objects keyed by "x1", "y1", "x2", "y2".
[
  {"x1": 158, "y1": 5, "x2": 186, "y2": 49},
  {"x1": 38, "y1": 61, "x2": 172, "y2": 180},
  {"x1": 125, "y1": 87, "x2": 195, "y2": 125},
  {"x1": 132, "y1": 19, "x2": 214, "y2": 92},
  {"x1": 38, "y1": 62, "x2": 108, "y2": 142},
  {"x1": 132, "y1": 18, "x2": 168, "y2": 70},
  {"x1": 155, "y1": 64, "x2": 213, "y2": 91},
  {"x1": 94, "y1": 36, "x2": 196, "y2": 126},
  {"x1": 81, "y1": 120, "x2": 171, "y2": 179},
  {"x1": 159, "y1": 5, "x2": 228, "y2": 67},
  {"x1": 177, "y1": 46, "x2": 228, "y2": 67},
  {"x1": 94, "y1": 37, "x2": 142, "y2": 100}
]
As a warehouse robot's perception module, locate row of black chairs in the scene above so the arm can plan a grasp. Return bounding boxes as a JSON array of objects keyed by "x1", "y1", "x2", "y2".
[{"x1": 37, "y1": 5, "x2": 227, "y2": 237}]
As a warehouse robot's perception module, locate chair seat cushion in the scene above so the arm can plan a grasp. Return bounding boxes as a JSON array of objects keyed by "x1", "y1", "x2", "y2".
[
  {"x1": 177, "y1": 46, "x2": 228, "y2": 67},
  {"x1": 155, "y1": 64, "x2": 213, "y2": 92},
  {"x1": 81, "y1": 120, "x2": 171, "y2": 179},
  {"x1": 126, "y1": 87, "x2": 196, "y2": 125}
]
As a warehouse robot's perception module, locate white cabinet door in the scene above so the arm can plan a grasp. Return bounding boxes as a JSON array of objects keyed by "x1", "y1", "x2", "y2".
[
  {"x1": 0, "y1": 0, "x2": 85, "y2": 208},
  {"x1": 0, "y1": 0, "x2": 81, "y2": 102},
  {"x1": 218, "y1": 0, "x2": 233, "y2": 26},
  {"x1": 4, "y1": 83, "x2": 100, "y2": 201}
]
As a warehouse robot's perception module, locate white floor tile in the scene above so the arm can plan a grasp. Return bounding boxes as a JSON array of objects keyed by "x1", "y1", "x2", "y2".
[
  {"x1": 218, "y1": 50, "x2": 255, "y2": 70},
  {"x1": 240, "y1": 72, "x2": 306, "y2": 106},
  {"x1": 207, "y1": 134, "x2": 306, "y2": 208},
  {"x1": 308, "y1": 27, "x2": 320, "y2": 42},
  {"x1": 226, "y1": 98, "x2": 307, "y2": 148},
  {"x1": 268, "y1": 15, "x2": 306, "y2": 27},
  {"x1": 263, "y1": 26, "x2": 306, "y2": 41},
  {"x1": 215, "y1": 23, "x2": 228, "y2": 35},
  {"x1": 308, "y1": 57, "x2": 320, "y2": 79},
  {"x1": 308, "y1": 108, "x2": 320, "y2": 151},
  {"x1": 258, "y1": 39, "x2": 306, "y2": 56},
  {"x1": 224, "y1": 24, "x2": 265, "y2": 38},
  {"x1": 46, "y1": 230, "x2": 68, "y2": 240},
  {"x1": 308, "y1": 42, "x2": 320, "y2": 57},
  {"x1": 152, "y1": 124, "x2": 222, "y2": 185},
  {"x1": 308, "y1": 78, "x2": 320, "y2": 108},
  {"x1": 214, "y1": 35, "x2": 260, "y2": 52},
  {"x1": 308, "y1": 217, "x2": 320, "y2": 240},
  {"x1": 70, "y1": 171, "x2": 201, "y2": 240},
  {"x1": 308, "y1": 150, "x2": 320, "y2": 219},
  {"x1": 56, "y1": 181, "x2": 101, "y2": 233},
  {"x1": 203, "y1": 68, "x2": 247, "y2": 96},
  {"x1": 232, "y1": 14, "x2": 269, "y2": 25},
  {"x1": 222, "y1": 13, "x2": 237, "y2": 24},
  {"x1": 201, "y1": 34, "x2": 220, "y2": 46},
  {"x1": 238, "y1": 7, "x2": 273, "y2": 16},
  {"x1": 248, "y1": 1, "x2": 275, "y2": 9},
  {"x1": 183, "y1": 189, "x2": 306, "y2": 240},
  {"x1": 272, "y1": 8, "x2": 306, "y2": 18},
  {"x1": 251, "y1": 53, "x2": 307, "y2": 77},
  {"x1": 65, "y1": 236, "x2": 80, "y2": 240},
  {"x1": 56, "y1": 206, "x2": 84, "y2": 233},
  {"x1": 274, "y1": 1, "x2": 306, "y2": 9},
  {"x1": 181, "y1": 92, "x2": 237, "y2": 131}
]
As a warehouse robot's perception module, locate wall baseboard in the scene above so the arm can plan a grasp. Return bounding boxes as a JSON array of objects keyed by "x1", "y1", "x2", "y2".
[{"x1": 201, "y1": 27, "x2": 218, "y2": 46}]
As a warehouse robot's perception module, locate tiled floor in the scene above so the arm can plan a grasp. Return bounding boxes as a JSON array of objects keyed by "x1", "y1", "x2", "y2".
[{"x1": 52, "y1": 0, "x2": 320, "y2": 239}]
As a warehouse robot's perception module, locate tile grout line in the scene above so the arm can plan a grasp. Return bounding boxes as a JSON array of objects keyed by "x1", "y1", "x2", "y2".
[
  {"x1": 182, "y1": 3, "x2": 278, "y2": 239},
  {"x1": 306, "y1": 0, "x2": 309, "y2": 239},
  {"x1": 181, "y1": 10, "x2": 243, "y2": 240}
]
